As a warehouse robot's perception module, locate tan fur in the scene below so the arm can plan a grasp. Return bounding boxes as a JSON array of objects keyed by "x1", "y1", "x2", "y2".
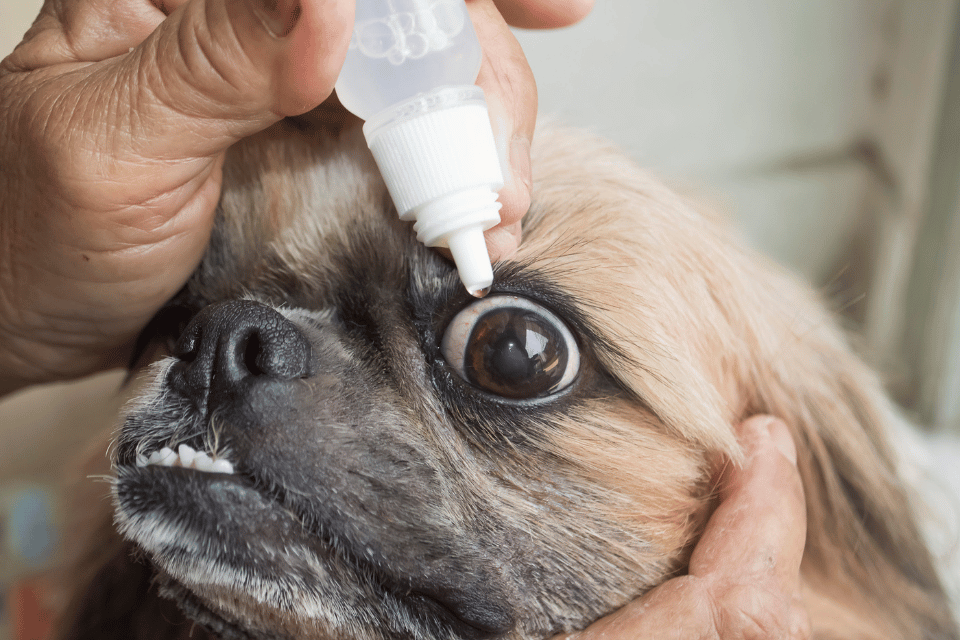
[
  {"x1": 50, "y1": 119, "x2": 956, "y2": 640},
  {"x1": 524, "y1": 126, "x2": 954, "y2": 639}
]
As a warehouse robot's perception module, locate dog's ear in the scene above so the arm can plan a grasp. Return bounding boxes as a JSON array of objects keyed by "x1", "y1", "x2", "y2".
[
  {"x1": 736, "y1": 270, "x2": 958, "y2": 639},
  {"x1": 59, "y1": 543, "x2": 217, "y2": 640}
]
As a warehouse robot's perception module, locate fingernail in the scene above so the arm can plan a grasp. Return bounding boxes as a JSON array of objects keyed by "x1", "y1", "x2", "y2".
[
  {"x1": 247, "y1": 0, "x2": 302, "y2": 37},
  {"x1": 765, "y1": 418, "x2": 797, "y2": 466}
]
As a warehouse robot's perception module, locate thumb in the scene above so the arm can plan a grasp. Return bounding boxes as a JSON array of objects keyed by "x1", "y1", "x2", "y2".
[{"x1": 113, "y1": 0, "x2": 354, "y2": 161}]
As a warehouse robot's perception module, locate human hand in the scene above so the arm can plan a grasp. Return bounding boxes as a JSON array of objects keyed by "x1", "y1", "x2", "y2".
[
  {"x1": 0, "y1": 0, "x2": 593, "y2": 394},
  {"x1": 556, "y1": 415, "x2": 811, "y2": 640}
]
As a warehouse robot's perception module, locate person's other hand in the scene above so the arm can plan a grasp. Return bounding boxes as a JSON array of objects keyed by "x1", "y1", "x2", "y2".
[
  {"x1": 0, "y1": 0, "x2": 593, "y2": 393},
  {"x1": 556, "y1": 415, "x2": 811, "y2": 640}
]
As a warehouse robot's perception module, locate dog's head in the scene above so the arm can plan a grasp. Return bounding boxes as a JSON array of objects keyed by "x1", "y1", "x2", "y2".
[{"x1": 92, "y1": 117, "x2": 954, "y2": 640}]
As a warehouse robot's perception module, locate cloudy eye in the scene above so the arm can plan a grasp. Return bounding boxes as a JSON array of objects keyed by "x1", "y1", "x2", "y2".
[{"x1": 441, "y1": 295, "x2": 580, "y2": 400}]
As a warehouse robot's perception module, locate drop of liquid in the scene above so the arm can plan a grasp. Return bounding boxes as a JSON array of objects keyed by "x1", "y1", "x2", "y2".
[{"x1": 469, "y1": 286, "x2": 491, "y2": 299}]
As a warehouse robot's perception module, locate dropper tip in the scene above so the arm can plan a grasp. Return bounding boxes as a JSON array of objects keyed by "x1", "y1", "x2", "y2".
[{"x1": 447, "y1": 226, "x2": 494, "y2": 301}]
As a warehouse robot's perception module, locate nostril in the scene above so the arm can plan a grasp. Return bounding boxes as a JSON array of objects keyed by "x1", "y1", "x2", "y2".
[
  {"x1": 174, "y1": 326, "x2": 201, "y2": 363},
  {"x1": 242, "y1": 331, "x2": 266, "y2": 376}
]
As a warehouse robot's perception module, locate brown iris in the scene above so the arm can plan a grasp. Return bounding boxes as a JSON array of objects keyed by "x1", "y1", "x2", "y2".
[{"x1": 464, "y1": 308, "x2": 569, "y2": 399}]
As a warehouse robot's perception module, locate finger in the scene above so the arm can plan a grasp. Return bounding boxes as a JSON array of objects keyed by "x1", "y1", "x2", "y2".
[
  {"x1": 690, "y1": 416, "x2": 806, "y2": 589},
  {"x1": 467, "y1": 0, "x2": 537, "y2": 231},
  {"x1": 53, "y1": 0, "x2": 165, "y2": 61},
  {"x1": 1, "y1": 0, "x2": 161, "y2": 71},
  {"x1": 555, "y1": 417, "x2": 807, "y2": 640},
  {"x1": 558, "y1": 569, "x2": 810, "y2": 640},
  {"x1": 492, "y1": 0, "x2": 594, "y2": 29},
  {"x1": 553, "y1": 574, "x2": 714, "y2": 640},
  {"x1": 96, "y1": 0, "x2": 353, "y2": 162},
  {"x1": 485, "y1": 221, "x2": 521, "y2": 261}
]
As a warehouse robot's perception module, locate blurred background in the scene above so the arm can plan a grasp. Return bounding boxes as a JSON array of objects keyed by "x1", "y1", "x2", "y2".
[{"x1": 1, "y1": 0, "x2": 958, "y2": 637}]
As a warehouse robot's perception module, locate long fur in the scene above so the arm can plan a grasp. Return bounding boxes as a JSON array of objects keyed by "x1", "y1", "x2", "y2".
[{"x1": 523, "y1": 126, "x2": 956, "y2": 638}]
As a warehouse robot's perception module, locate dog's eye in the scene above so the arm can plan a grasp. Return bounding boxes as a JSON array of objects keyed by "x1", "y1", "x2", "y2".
[{"x1": 441, "y1": 295, "x2": 579, "y2": 399}]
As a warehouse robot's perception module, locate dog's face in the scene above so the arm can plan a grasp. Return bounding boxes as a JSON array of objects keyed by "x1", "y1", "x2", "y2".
[{"x1": 104, "y1": 118, "x2": 954, "y2": 640}]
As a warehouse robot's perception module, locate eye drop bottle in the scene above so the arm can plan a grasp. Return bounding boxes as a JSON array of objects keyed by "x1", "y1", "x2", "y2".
[{"x1": 335, "y1": 0, "x2": 504, "y2": 296}]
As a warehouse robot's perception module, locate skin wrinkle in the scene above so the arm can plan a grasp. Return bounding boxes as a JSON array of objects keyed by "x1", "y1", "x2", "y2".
[
  {"x1": 195, "y1": 0, "x2": 248, "y2": 96},
  {"x1": 14, "y1": 78, "x2": 126, "y2": 217},
  {"x1": 93, "y1": 160, "x2": 223, "y2": 238},
  {"x1": 172, "y1": 10, "x2": 241, "y2": 119},
  {"x1": 0, "y1": 12, "x2": 65, "y2": 71},
  {"x1": 138, "y1": 10, "x2": 253, "y2": 148},
  {"x1": 27, "y1": 179, "x2": 216, "y2": 267},
  {"x1": 22, "y1": 64, "x2": 227, "y2": 252},
  {"x1": 20, "y1": 74, "x2": 78, "y2": 176},
  {"x1": 6, "y1": 224, "x2": 208, "y2": 357},
  {"x1": 140, "y1": 62, "x2": 255, "y2": 159},
  {"x1": 0, "y1": 318, "x2": 127, "y2": 381},
  {"x1": 54, "y1": 0, "x2": 83, "y2": 59}
]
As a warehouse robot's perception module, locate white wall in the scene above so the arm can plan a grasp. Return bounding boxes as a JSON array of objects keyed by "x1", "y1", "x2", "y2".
[
  {"x1": 517, "y1": 0, "x2": 894, "y2": 281},
  {"x1": 0, "y1": 0, "x2": 39, "y2": 57}
]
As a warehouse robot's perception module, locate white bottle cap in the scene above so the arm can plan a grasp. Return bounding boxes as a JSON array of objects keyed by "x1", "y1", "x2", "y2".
[{"x1": 363, "y1": 86, "x2": 504, "y2": 294}]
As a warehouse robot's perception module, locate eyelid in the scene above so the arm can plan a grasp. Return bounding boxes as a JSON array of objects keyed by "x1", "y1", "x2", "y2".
[{"x1": 440, "y1": 294, "x2": 580, "y2": 392}]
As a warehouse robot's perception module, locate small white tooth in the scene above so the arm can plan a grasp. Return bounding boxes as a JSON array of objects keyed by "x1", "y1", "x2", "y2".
[
  {"x1": 158, "y1": 447, "x2": 177, "y2": 466},
  {"x1": 136, "y1": 454, "x2": 148, "y2": 467},
  {"x1": 193, "y1": 451, "x2": 213, "y2": 471},
  {"x1": 148, "y1": 451, "x2": 162, "y2": 465},
  {"x1": 210, "y1": 458, "x2": 234, "y2": 474},
  {"x1": 178, "y1": 444, "x2": 197, "y2": 467}
]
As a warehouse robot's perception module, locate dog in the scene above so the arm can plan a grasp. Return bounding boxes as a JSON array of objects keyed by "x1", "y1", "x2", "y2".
[{"x1": 49, "y1": 111, "x2": 957, "y2": 640}]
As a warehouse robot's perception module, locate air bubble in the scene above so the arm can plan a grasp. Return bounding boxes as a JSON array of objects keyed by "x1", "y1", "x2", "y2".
[
  {"x1": 349, "y1": 0, "x2": 466, "y2": 66},
  {"x1": 356, "y1": 20, "x2": 396, "y2": 58}
]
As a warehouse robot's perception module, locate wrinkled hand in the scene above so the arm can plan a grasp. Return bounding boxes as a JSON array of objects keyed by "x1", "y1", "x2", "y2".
[
  {"x1": 557, "y1": 416, "x2": 811, "y2": 640},
  {"x1": 0, "y1": 0, "x2": 593, "y2": 393}
]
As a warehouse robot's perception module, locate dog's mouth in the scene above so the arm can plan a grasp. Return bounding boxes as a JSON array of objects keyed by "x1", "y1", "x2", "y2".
[{"x1": 114, "y1": 418, "x2": 513, "y2": 640}]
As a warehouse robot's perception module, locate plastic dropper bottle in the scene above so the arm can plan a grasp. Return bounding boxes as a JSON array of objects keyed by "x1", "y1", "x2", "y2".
[{"x1": 335, "y1": 0, "x2": 504, "y2": 296}]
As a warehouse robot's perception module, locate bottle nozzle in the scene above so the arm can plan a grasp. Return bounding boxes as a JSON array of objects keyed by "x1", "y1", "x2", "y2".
[
  {"x1": 447, "y1": 225, "x2": 494, "y2": 295},
  {"x1": 362, "y1": 87, "x2": 504, "y2": 294}
]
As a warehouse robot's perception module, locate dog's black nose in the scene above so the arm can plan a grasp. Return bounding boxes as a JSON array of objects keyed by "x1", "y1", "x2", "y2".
[{"x1": 172, "y1": 300, "x2": 312, "y2": 397}]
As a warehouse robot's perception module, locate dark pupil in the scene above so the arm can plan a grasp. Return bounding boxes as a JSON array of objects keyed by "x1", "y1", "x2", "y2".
[{"x1": 464, "y1": 308, "x2": 568, "y2": 399}]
